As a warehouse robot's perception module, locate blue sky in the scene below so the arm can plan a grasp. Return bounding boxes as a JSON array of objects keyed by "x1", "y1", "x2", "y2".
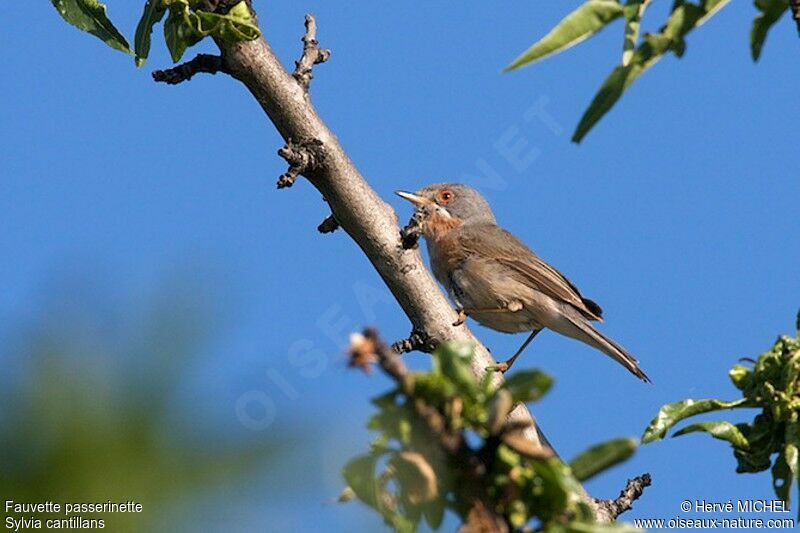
[{"x1": 2, "y1": 1, "x2": 799, "y2": 530}]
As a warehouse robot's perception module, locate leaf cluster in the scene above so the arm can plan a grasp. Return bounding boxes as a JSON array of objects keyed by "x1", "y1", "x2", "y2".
[
  {"x1": 642, "y1": 310, "x2": 800, "y2": 518},
  {"x1": 506, "y1": 0, "x2": 796, "y2": 142},
  {"x1": 343, "y1": 342, "x2": 640, "y2": 532},
  {"x1": 50, "y1": 0, "x2": 261, "y2": 67}
]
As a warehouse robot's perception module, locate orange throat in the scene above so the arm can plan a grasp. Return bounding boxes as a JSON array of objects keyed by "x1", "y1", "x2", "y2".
[{"x1": 422, "y1": 211, "x2": 463, "y2": 241}]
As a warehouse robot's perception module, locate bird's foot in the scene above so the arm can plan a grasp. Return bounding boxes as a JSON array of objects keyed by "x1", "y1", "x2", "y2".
[
  {"x1": 452, "y1": 308, "x2": 467, "y2": 327},
  {"x1": 485, "y1": 361, "x2": 510, "y2": 373},
  {"x1": 486, "y1": 352, "x2": 523, "y2": 374}
]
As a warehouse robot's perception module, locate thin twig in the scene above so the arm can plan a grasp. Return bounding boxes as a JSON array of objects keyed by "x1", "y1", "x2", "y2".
[
  {"x1": 152, "y1": 54, "x2": 226, "y2": 85},
  {"x1": 392, "y1": 330, "x2": 434, "y2": 354},
  {"x1": 593, "y1": 473, "x2": 652, "y2": 521},
  {"x1": 293, "y1": 14, "x2": 331, "y2": 91},
  {"x1": 317, "y1": 214, "x2": 340, "y2": 233},
  {"x1": 276, "y1": 138, "x2": 325, "y2": 188}
]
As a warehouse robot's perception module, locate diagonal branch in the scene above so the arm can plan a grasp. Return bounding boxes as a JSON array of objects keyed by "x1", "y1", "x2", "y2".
[
  {"x1": 152, "y1": 54, "x2": 227, "y2": 85},
  {"x1": 212, "y1": 11, "x2": 547, "y2": 453}
]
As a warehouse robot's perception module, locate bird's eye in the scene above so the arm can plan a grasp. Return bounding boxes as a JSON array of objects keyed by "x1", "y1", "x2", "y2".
[{"x1": 438, "y1": 190, "x2": 454, "y2": 204}]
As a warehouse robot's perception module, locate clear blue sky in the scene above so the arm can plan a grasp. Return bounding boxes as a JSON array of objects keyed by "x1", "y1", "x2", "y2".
[{"x1": 2, "y1": 1, "x2": 799, "y2": 531}]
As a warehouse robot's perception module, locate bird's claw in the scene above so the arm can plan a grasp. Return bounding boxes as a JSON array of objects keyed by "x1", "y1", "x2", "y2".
[
  {"x1": 452, "y1": 308, "x2": 467, "y2": 327},
  {"x1": 485, "y1": 362, "x2": 510, "y2": 373}
]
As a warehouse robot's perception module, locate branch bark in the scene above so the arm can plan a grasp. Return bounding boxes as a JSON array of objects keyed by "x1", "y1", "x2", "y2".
[
  {"x1": 210, "y1": 11, "x2": 546, "y2": 449},
  {"x1": 594, "y1": 473, "x2": 652, "y2": 521},
  {"x1": 152, "y1": 54, "x2": 226, "y2": 85},
  {"x1": 293, "y1": 14, "x2": 331, "y2": 91}
]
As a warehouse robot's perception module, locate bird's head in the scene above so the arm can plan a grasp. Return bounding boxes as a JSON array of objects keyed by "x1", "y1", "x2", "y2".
[{"x1": 395, "y1": 183, "x2": 496, "y2": 230}]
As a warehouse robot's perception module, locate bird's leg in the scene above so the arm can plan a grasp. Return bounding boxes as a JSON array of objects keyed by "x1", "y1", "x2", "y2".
[
  {"x1": 453, "y1": 307, "x2": 468, "y2": 327},
  {"x1": 487, "y1": 328, "x2": 542, "y2": 373},
  {"x1": 452, "y1": 301, "x2": 523, "y2": 327}
]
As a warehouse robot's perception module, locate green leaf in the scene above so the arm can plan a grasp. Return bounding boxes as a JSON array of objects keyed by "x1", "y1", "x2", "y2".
[
  {"x1": 729, "y1": 364, "x2": 752, "y2": 391},
  {"x1": 774, "y1": 422, "x2": 799, "y2": 517},
  {"x1": 195, "y1": 1, "x2": 261, "y2": 42},
  {"x1": 735, "y1": 448, "x2": 773, "y2": 473},
  {"x1": 162, "y1": 1, "x2": 260, "y2": 63},
  {"x1": 622, "y1": 0, "x2": 652, "y2": 66},
  {"x1": 342, "y1": 453, "x2": 384, "y2": 511},
  {"x1": 572, "y1": 58, "x2": 652, "y2": 143},
  {"x1": 51, "y1": 0, "x2": 131, "y2": 54},
  {"x1": 531, "y1": 459, "x2": 582, "y2": 522},
  {"x1": 642, "y1": 398, "x2": 749, "y2": 444},
  {"x1": 343, "y1": 454, "x2": 419, "y2": 532},
  {"x1": 672, "y1": 421, "x2": 750, "y2": 448},
  {"x1": 796, "y1": 308, "x2": 800, "y2": 335},
  {"x1": 501, "y1": 369, "x2": 553, "y2": 404},
  {"x1": 371, "y1": 389, "x2": 399, "y2": 409},
  {"x1": 435, "y1": 342, "x2": 478, "y2": 396},
  {"x1": 164, "y1": 4, "x2": 203, "y2": 63},
  {"x1": 134, "y1": 0, "x2": 167, "y2": 67},
  {"x1": 388, "y1": 514, "x2": 417, "y2": 533},
  {"x1": 422, "y1": 500, "x2": 445, "y2": 530},
  {"x1": 696, "y1": 0, "x2": 734, "y2": 26},
  {"x1": 569, "y1": 437, "x2": 638, "y2": 482},
  {"x1": 751, "y1": 0, "x2": 789, "y2": 61},
  {"x1": 572, "y1": 29, "x2": 674, "y2": 142},
  {"x1": 771, "y1": 441, "x2": 798, "y2": 510},
  {"x1": 572, "y1": 0, "x2": 731, "y2": 142},
  {"x1": 505, "y1": 0, "x2": 625, "y2": 71}
]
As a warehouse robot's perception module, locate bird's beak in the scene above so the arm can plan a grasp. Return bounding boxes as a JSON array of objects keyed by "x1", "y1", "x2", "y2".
[{"x1": 395, "y1": 190, "x2": 432, "y2": 207}]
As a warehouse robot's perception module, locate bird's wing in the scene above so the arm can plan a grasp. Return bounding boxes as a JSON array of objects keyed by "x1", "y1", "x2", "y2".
[{"x1": 457, "y1": 223, "x2": 603, "y2": 321}]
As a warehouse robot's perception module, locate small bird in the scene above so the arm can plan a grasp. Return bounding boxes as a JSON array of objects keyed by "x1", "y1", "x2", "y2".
[{"x1": 396, "y1": 183, "x2": 649, "y2": 382}]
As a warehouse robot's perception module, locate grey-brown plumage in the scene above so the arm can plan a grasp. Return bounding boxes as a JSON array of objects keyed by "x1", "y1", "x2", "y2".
[{"x1": 396, "y1": 183, "x2": 650, "y2": 382}]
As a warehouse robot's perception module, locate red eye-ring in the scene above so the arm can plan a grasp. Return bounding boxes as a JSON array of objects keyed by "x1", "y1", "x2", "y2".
[{"x1": 438, "y1": 190, "x2": 454, "y2": 204}]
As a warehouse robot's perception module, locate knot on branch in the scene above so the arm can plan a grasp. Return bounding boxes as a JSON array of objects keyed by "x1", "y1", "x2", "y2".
[
  {"x1": 276, "y1": 137, "x2": 326, "y2": 188},
  {"x1": 293, "y1": 14, "x2": 331, "y2": 92},
  {"x1": 400, "y1": 209, "x2": 426, "y2": 250},
  {"x1": 593, "y1": 473, "x2": 652, "y2": 521},
  {"x1": 152, "y1": 54, "x2": 226, "y2": 85},
  {"x1": 392, "y1": 330, "x2": 435, "y2": 354},
  {"x1": 317, "y1": 213, "x2": 340, "y2": 234}
]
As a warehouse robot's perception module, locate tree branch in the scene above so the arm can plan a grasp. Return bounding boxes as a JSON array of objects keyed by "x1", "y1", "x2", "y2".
[
  {"x1": 152, "y1": 54, "x2": 227, "y2": 85},
  {"x1": 593, "y1": 473, "x2": 652, "y2": 521},
  {"x1": 212, "y1": 12, "x2": 546, "y2": 451},
  {"x1": 293, "y1": 14, "x2": 331, "y2": 91},
  {"x1": 276, "y1": 137, "x2": 325, "y2": 188},
  {"x1": 392, "y1": 329, "x2": 435, "y2": 354},
  {"x1": 317, "y1": 213, "x2": 340, "y2": 234}
]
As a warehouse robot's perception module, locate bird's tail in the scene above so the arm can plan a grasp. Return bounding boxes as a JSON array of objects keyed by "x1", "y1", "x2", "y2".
[{"x1": 560, "y1": 311, "x2": 651, "y2": 383}]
